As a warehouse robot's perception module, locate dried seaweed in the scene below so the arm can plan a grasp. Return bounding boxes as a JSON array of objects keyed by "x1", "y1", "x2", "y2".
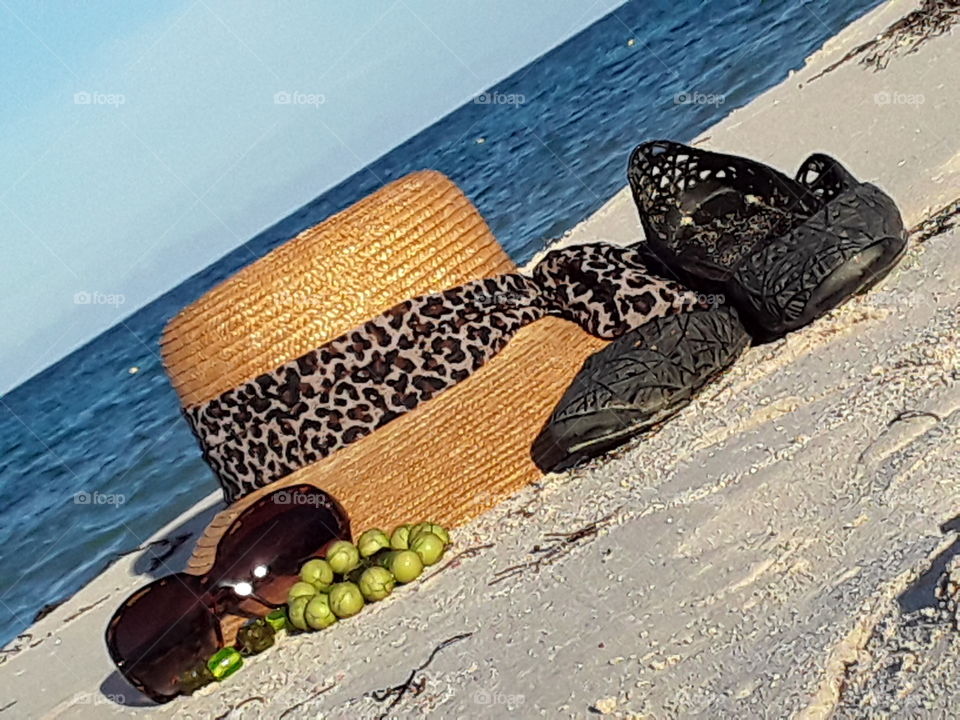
[
  {"x1": 31, "y1": 602, "x2": 63, "y2": 623},
  {"x1": 422, "y1": 543, "x2": 494, "y2": 584},
  {"x1": 213, "y1": 695, "x2": 265, "y2": 719},
  {"x1": 61, "y1": 595, "x2": 110, "y2": 623},
  {"x1": 489, "y1": 507, "x2": 621, "y2": 586},
  {"x1": 278, "y1": 683, "x2": 336, "y2": 719},
  {"x1": 887, "y1": 409, "x2": 942, "y2": 426},
  {"x1": 806, "y1": 0, "x2": 960, "y2": 83},
  {"x1": 910, "y1": 197, "x2": 960, "y2": 244},
  {"x1": 367, "y1": 633, "x2": 473, "y2": 719}
]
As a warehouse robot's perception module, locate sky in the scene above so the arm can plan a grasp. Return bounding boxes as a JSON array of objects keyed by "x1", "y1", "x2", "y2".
[{"x1": 0, "y1": 0, "x2": 625, "y2": 395}]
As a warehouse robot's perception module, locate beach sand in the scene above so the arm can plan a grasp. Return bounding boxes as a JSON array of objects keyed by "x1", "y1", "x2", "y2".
[{"x1": 2, "y1": 0, "x2": 958, "y2": 717}]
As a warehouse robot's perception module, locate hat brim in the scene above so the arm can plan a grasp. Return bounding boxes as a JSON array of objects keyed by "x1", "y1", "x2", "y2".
[
  {"x1": 159, "y1": 170, "x2": 608, "y2": 577},
  {"x1": 186, "y1": 316, "x2": 606, "y2": 575}
]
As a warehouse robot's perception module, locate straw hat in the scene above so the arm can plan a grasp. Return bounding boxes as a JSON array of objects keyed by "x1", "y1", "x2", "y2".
[{"x1": 161, "y1": 171, "x2": 607, "y2": 575}]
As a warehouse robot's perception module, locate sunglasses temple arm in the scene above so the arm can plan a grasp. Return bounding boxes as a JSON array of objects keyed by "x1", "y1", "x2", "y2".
[
  {"x1": 207, "y1": 596, "x2": 225, "y2": 647},
  {"x1": 250, "y1": 592, "x2": 285, "y2": 610}
]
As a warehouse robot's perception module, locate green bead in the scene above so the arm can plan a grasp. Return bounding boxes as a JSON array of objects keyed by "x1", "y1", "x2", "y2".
[
  {"x1": 236, "y1": 619, "x2": 276, "y2": 655},
  {"x1": 265, "y1": 608, "x2": 288, "y2": 632},
  {"x1": 300, "y1": 558, "x2": 335, "y2": 589},
  {"x1": 178, "y1": 661, "x2": 215, "y2": 695},
  {"x1": 390, "y1": 525, "x2": 411, "y2": 550},
  {"x1": 304, "y1": 593, "x2": 338, "y2": 629},
  {"x1": 287, "y1": 595, "x2": 311, "y2": 631},
  {"x1": 326, "y1": 541, "x2": 360, "y2": 574},
  {"x1": 359, "y1": 566, "x2": 396, "y2": 601},
  {"x1": 426, "y1": 523, "x2": 450, "y2": 546},
  {"x1": 287, "y1": 581, "x2": 318, "y2": 604},
  {"x1": 207, "y1": 647, "x2": 243, "y2": 680},
  {"x1": 409, "y1": 522, "x2": 449, "y2": 546},
  {"x1": 387, "y1": 550, "x2": 423, "y2": 583},
  {"x1": 410, "y1": 532, "x2": 445, "y2": 566},
  {"x1": 357, "y1": 528, "x2": 391, "y2": 557},
  {"x1": 328, "y1": 582, "x2": 365, "y2": 618},
  {"x1": 407, "y1": 523, "x2": 432, "y2": 545}
]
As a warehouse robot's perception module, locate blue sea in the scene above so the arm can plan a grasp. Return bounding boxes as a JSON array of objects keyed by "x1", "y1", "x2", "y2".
[{"x1": 0, "y1": 0, "x2": 883, "y2": 646}]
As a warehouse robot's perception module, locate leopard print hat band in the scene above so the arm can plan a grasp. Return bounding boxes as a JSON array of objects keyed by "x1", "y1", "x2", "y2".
[{"x1": 184, "y1": 242, "x2": 703, "y2": 502}]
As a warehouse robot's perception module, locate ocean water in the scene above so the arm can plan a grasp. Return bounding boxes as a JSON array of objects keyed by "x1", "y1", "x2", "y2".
[{"x1": 0, "y1": 0, "x2": 883, "y2": 646}]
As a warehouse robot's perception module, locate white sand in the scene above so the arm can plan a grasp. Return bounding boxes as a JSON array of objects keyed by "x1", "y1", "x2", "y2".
[{"x1": 2, "y1": 1, "x2": 958, "y2": 717}]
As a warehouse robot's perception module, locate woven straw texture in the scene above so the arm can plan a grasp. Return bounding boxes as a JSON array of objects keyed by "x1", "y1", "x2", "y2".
[
  {"x1": 188, "y1": 318, "x2": 606, "y2": 574},
  {"x1": 165, "y1": 169, "x2": 608, "y2": 581},
  {"x1": 162, "y1": 170, "x2": 515, "y2": 407}
]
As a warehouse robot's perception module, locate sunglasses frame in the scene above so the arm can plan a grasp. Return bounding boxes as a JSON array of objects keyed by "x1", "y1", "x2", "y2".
[{"x1": 105, "y1": 484, "x2": 350, "y2": 703}]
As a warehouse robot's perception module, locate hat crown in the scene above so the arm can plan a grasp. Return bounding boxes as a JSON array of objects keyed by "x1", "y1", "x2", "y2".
[{"x1": 161, "y1": 171, "x2": 515, "y2": 408}]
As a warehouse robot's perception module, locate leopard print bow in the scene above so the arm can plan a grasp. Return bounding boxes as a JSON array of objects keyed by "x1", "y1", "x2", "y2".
[{"x1": 185, "y1": 242, "x2": 703, "y2": 501}]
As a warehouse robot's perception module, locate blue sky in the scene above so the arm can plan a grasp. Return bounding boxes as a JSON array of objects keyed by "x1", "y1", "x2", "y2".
[{"x1": 0, "y1": 0, "x2": 624, "y2": 394}]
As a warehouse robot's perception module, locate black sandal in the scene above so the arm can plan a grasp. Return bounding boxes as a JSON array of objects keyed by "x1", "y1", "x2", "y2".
[
  {"x1": 628, "y1": 141, "x2": 906, "y2": 339},
  {"x1": 533, "y1": 141, "x2": 906, "y2": 469}
]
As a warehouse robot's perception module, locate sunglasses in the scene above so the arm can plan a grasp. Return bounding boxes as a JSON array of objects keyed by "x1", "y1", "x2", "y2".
[{"x1": 105, "y1": 484, "x2": 351, "y2": 703}]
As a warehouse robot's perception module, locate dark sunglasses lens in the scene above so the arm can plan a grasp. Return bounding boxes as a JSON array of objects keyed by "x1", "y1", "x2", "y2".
[
  {"x1": 213, "y1": 485, "x2": 350, "y2": 605},
  {"x1": 105, "y1": 573, "x2": 219, "y2": 703}
]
